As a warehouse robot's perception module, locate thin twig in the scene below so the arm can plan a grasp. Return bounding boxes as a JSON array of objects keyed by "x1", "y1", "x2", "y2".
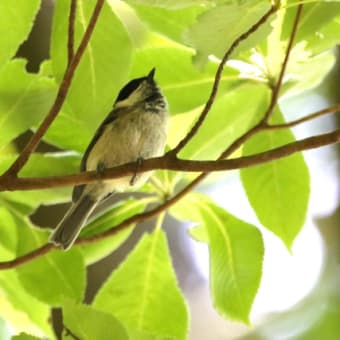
[
  {"x1": 200, "y1": 4, "x2": 304, "y2": 162},
  {"x1": 265, "y1": 104, "x2": 340, "y2": 130},
  {"x1": 0, "y1": 244, "x2": 53, "y2": 270},
  {"x1": 216, "y1": 3, "x2": 305, "y2": 160},
  {"x1": 169, "y1": 3, "x2": 278, "y2": 156},
  {"x1": 3, "y1": 0, "x2": 105, "y2": 177},
  {"x1": 64, "y1": 325, "x2": 81, "y2": 340},
  {"x1": 261, "y1": 4, "x2": 303, "y2": 123},
  {"x1": 67, "y1": 0, "x2": 77, "y2": 67}
]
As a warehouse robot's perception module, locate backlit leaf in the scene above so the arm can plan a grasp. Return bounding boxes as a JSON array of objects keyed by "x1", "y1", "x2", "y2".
[
  {"x1": 240, "y1": 109, "x2": 310, "y2": 249},
  {"x1": 94, "y1": 230, "x2": 188, "y2": 339}
]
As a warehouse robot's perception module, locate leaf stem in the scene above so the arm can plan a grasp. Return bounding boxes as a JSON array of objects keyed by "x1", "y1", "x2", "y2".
[{"x1": 155, "y1": 212, "x2": 166, "y2": 232}]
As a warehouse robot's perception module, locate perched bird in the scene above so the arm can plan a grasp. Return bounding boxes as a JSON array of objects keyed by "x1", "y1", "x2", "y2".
[{"x1": 49, "y1": 68, "x2": 168, "y2": 250}]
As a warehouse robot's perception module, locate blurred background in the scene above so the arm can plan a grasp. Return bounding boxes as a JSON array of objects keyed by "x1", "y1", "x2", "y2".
[{"x1": 16, "y1": 1, "x2": 340, "y2": 339}]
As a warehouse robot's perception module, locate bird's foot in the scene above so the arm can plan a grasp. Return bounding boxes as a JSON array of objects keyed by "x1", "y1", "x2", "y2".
[{"x1": 96, "y1": 161, "x2": 105, "y2": 179}]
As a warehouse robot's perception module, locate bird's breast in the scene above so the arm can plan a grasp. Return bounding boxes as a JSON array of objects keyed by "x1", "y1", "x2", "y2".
[{"x1": 86, "y1": 109, "x2": 167, "y2": 172}]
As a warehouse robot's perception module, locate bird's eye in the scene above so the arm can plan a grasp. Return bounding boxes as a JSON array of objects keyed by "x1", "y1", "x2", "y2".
[
  {"x1": 146, "y1": 92, "x2": 161, "y2": 102},
  {"x1": 116, "y1": 78, "x2": 143, "y2": 102}
]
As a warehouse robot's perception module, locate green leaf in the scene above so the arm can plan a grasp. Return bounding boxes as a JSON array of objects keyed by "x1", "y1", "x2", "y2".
[
  {"x1": 94, "y1": 230, "x2": 188, "y2": 339},
  {"x1": 0, "y1": 60, "x2": 57, "y2": 147},
  {"x1": 0, "y1": 270, "x2": 51, "y2": 338},
  {"x1": 184, "y1": 0, "x2": 272, "y2": 67},
  {"x1": 130, "y1": 3, "x2": 206, "y2": 43},
  {"x1": 127, "y1": 0, "x2": 212, "y2": 9},
  {"x1": 257, "y1": 3, "x2": 338, "y2": 97},
  {"x1": 0, "y1": 0, "x2": 40, "y2": 68},
  {"x1": 167, "y1": 108, "x2": 200, "y2": 150},
  {"x1": 170, "y1": 194, "x2": 208, "y2": 242},
  {"x1": 283, "y1": 2, "x2": 340, "y2": 54},
  {"x1": 171, "y1": 193, "x2": 264, "y2": 324},
  {"x1": 0, "y1": 207, "x2": 17, "y2": 259},
  {"x1": 21, "y1": 153, "x2": 79, "y2": 177},
  {"x1": 43, "y1": 111, "x2": 91, "y2": 152},
  {"x1": 188, "y1": 224, "x2": 208, "y2": 243},
  {"x1": 129, "y1": 46, "x2": 240, "y2": 114},
  {"x1": 288, "y1": 0, "x2": 340, "y2": 3},
  {"x1": 166, "y1": 83, "x2": 269, "y2": 188},
  {"x1": 0, "y1": 153, "x2": 79, "y2": 211},
  {"x1": 11, "y1": 333, "x2": 40, "y2": 340},
  {"x1": 79, "y1": 198, "x2": 149, "y2": 265},
  {"x1": 282, "y1": 45, "x2": 335, "y2": 97},
  {"x1": 0, "y1": 318, "x2": 10, "y2": 340},
  {"x1": 179, "y1": 83, "x2": 270, "y2": 160},
  {"x1": 107, "y1": 1, "x2": 148, "y2": 48},
  {"x1": 308, "y1": 14, "x2": 340, "y2": 54},
  {"x1": 62, "y1": 300, "x2": 128, "y2": 340},
  {"x1": 15, "y1": 217, "x2": 86, "y2": 305},
  {"x1": 17, "y1": 249, "x2": 86, "y2": 306},
  {"x1": 0, "y1": 211, "x2": 51, "y2": 337},
  {"x1": 240, "y1": 109, "x2": 310, "y2": 249},
  {"x1": 47, "y1": 0, "x2": 133, "y2": 151},
  {"x1": 204, "y1": 203, "x2": 263, "y2": 324}
]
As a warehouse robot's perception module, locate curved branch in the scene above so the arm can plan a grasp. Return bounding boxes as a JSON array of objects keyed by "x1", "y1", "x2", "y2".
[
  {"x1": 169, "y1": 3, "x2": 278, "y2": 156},
  {"x1": 79, "y1": 130, "x2": 340, "y2": 245},
  {"x1": 0, "y1": 244, "x2": 53, "y2": 270},
  {"x1": 0, "y1": 129, "x2": 339, "y2": 270},
  {"x1": 0, "y1": 129, "x2": 338, "y2": 193},
  {"x1": 3, "y1": 0, "x2": 105, "y2": 177}
]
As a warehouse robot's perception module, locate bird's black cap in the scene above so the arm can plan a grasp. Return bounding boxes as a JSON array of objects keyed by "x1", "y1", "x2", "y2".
[{"x1": 116, "y1": 68, "x2": 156, "y2": 102}]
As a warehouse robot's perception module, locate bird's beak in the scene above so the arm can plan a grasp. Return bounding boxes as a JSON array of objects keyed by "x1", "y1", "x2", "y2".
[{"x1": 147, "y1": 67, "x2": 156, "y2": 82}]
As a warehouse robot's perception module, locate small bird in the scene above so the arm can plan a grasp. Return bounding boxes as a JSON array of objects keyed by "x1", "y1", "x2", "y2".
[{"x1": 49, "y1": 68, "x2": 168, "y2": 250}]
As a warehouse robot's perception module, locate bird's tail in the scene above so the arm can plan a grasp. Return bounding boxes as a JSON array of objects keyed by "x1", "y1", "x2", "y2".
[{"x1": 49, "y1": 195, "x2": 97, "y2": 250}]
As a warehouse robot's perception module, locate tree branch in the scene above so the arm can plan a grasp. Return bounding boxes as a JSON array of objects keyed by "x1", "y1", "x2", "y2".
[
  {"x1": 0, "y1": 244, "x2": 53, "y2": 270},
  {"x1": 3, "y1": 0, "x2": 105, "y2": 177},
  {"x1": 0, "y1": 129, "x2": 339, "y2": 270},
  {"x1": 78, "y1": 129, "x2": 340, "y2": 244},
  {"x1": 168, "y1": 3, "x2": 278, "y2": 156},
  {"x1": 0, "y1": 129, "x2": 338, "y2": 193},
  {"x1": 67, "y1": 0, "x2": 77, "y2": 67},
  {"x1": 261, "y1": 4, "x2": 303, "y2": 123},
  {"x1": 215, "y1": 3, "x2": 304, "y2": 161},
  {"x1": 266, "y1": 104, "x2": 340, "y2": 129}
]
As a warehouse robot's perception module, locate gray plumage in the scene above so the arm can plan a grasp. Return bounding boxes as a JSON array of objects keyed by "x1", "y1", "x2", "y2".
[
  {"x1": 49, "y1": 195, "x2": 97, "y2": 250},
  {"x1": 49, "y1": 69, "x2": 168, "y2": 250}
]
